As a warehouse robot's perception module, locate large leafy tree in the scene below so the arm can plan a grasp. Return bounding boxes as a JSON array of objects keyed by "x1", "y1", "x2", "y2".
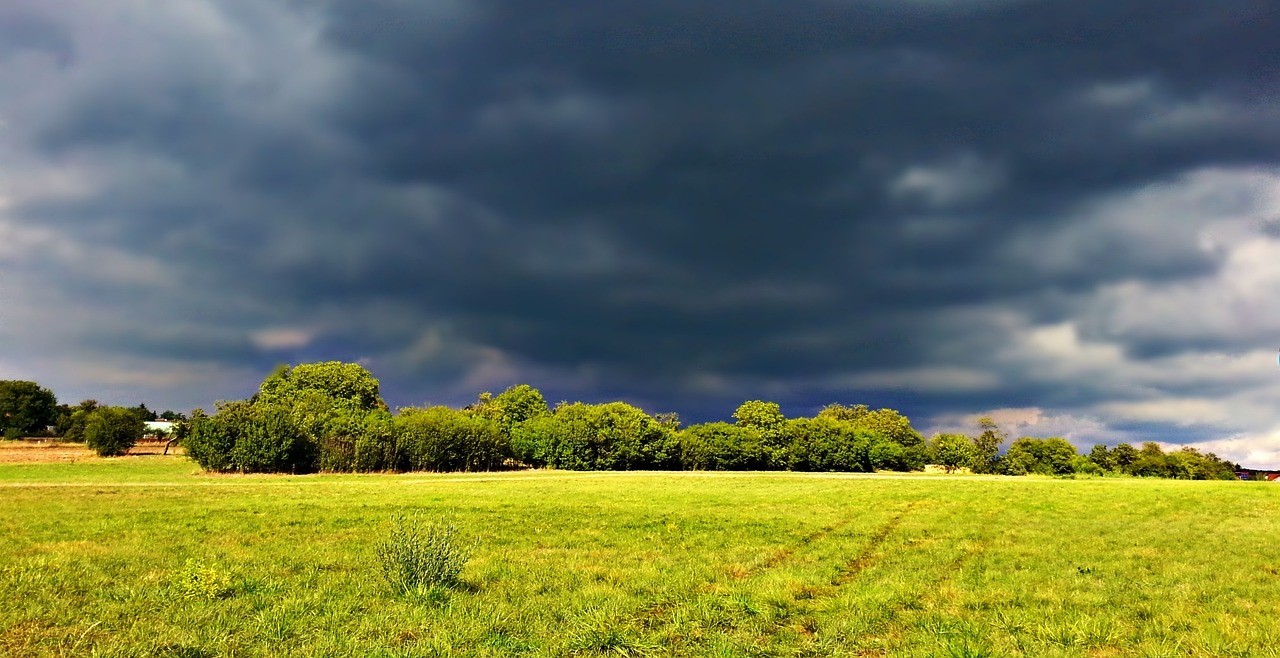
[
  {"x1": 468, "y1": 384, "x2": 549, "y2": 432},
  {"x1": 931, "y1": 433, "x2": 978, "y2": 473},
  {"x1": 256, "y1": 361, "x2": 387, "y2": 412},
  {"x1": 0, "y1": 380, "x2": 58, "y2": 436}
]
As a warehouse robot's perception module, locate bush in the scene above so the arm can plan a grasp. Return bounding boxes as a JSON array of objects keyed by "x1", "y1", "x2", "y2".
[
  {"x1": 184, "y1": 402, "x2": 316, "y2": 473},
  {"x1": 185, "y1": 408, "x2": 236, "y2": 472},
  {"x1": 84, "y1": 406, "x2": 145, "y2": 457},
  {"x1": 1004, "y1": 437, "x2": 1078, "y2": 475},
  {"x1": 375, "y1": 515, "x2": 471, "y2": 595},
  {"x1": 3, "y1": 428, "x2": 21, "y2": 441},
  {"x1": 172, "y1": 559, "x2": 235, "y2": 600},
  {"x1": 396, "y1": 407, "x2": 509, "y2": 472},
  {"x1": 318, "y1": 409, "x2": 398, "y2": 472},
  {"x1": 230, "y1": 404, "x2": 313, "y2": 473},
  {"x1": 511, "y1": 402, "x2": 678, "y2": 471},
  {"x1": 783, "y1": 417, "x2": 877, "y2": 472},
  {"x1": 679, "y1": 422, "x2": 767, "y2": 470},
  {"x1": 930, "y1": 433, "x2": 978, "y2": 473}
]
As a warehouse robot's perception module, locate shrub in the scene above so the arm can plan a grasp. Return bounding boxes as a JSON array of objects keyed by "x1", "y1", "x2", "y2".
[
  {"x1": 185, "y1": 408, "x2": 237, "y2": 472},
  {"x1": 511, "y1": 402, "x2": 679, "y2": 471},
  {"x1": 172, "y1": 559, "x2": 235, "y2": 600},
  {"x1": 1004, "y1": 437, "x2": 1078, "y2": 475},
  {"x1": 84, "y1": 406, "x2": 145, "y2": 457},
  {"x1": 868, "y1": 439, "x2": 907, "y2": 471},
  {"x1": 184, "y1": 402, "x2": 316, "y2": 473},
  {"x1": 396, "y1": 407, "x2": 509, "y2": 472},
  {"x1": 230, "y1": 404, "x2": 313, "y2": 473},
  {"x1": 375, "y1": 515, "x2": 471, "y2": 595},
  {"x1": 317, "y1": 409, "x2": 398, "y2": 472},
  {"x1": 3, "y1": 428, "x2": 21, "y2": 441},
  {"x1": 783, "y1": 417, "x2": 876, "y2": 472},
  {"x1": 352, "y1": 412, "x2": 398, "y2": 472},
  {"x1": 679, "y1": 422, "x2": 767, "y2": 470},
  {"x1": 930, "y1": 433, "x2": 978, "y2": 473}
]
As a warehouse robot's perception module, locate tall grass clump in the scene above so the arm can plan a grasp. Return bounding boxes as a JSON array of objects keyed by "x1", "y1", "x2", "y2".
[{"x1": 375, "y1": 515, "x2": 472, "y2": 596}]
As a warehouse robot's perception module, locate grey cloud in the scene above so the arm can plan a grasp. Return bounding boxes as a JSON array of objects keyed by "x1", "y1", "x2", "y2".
[{"x1": 1, "y1": 0, "x2": 1279, "y2": 457}]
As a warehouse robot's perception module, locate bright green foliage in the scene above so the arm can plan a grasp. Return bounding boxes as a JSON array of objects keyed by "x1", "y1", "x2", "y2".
[
  {"x1": 930, "y1": 433, "x2": 978, "y2": 472},
  {"x1": 679, "y1": 422, "x2": 767, "y2": 470},
  {"x1": 395, "y1": 407, "x2": 509, "y2": 472},
  {"x1": 1126, "y1": 443, "x2": 1237, "y2": 480},
  {"x1": 375, "y1": 515, "x2": 471, "y2": 596},
  {"x1": 184, "y1": 402, "x2": 315, "y2": 473},
  {"x1": 847, "y1": 408, "x2": 925, "y2": 448},
  {"x1": 815, "y1": 403, "x2": 870, "y2": 423},
  {"x1": 469, "y1": 384, "x2": 550, "y2": 432},
  {"x1": 732, "y1": 400, "x2": 785, "y2": 437},
  {"x1": 0, "y1": 380, "x2": 58, "y2": 436},
  {"x1": 512, "y1": 402, "x2": 679, "y2": 470},
  {"x1": 83, "y1": 406, "x2": 145, "y2": 457},
  {"x1": 783, "y1": 417, "x2": 881, "y2": 472},
  {"x1": 1001, "y1": 437, "x2": 1078, "y2": 475},
  {"x1": 1071, "y1": 454, "x2": 1104, "y2": 475},
  {"x1": 257, "y1": 362, "x2": 387, "y2": 412}
]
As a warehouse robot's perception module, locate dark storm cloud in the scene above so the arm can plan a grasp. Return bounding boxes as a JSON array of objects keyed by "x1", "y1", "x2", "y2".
[{"x1": 3, "y1": 0, "x2": 1279, "y2": 452}]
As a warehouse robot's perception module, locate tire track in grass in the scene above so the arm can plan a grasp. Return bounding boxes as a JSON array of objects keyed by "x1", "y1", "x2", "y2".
[
  {"x1": 730, "y1": 517, "x2": 856, "y2": 581},
  {"x1": 630, "y1": 501, "x2": 923, "y2": 645},
  {"x1": 830, "y1": 501, "x2": 921, "y2": 587}
]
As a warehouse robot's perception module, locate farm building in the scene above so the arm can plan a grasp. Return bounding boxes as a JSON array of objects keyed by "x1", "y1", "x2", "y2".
[{"x1": 143, "y1": 421, "x2": 176, "y2": 437}]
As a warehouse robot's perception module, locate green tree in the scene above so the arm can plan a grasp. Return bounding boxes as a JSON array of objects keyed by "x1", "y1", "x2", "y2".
[
  {"x1": 470, "y1": 384, "x2": 549, "y2": 432},
  {"x1": 972, "y1": 417, "x2": 1006, "y2": 473},
  {"x1": 931, "y1": 433, "x2": 978, "y2": 473},
  {"x1": 733, "y1": 400, "x2": 787, "y2": 465},
  {"x1": 256, "y1": 361, "x2": 387, "y2": 412},
  {"x1": 816, "y1": 403, "x2": 870, "y2": 423},
  {"x1": 396, "y1": 406, "x2": 509, "y2": 472},
  {"x1": 58, "y1": 400, "x2": 99, "y2": 440},
  {"x1": 679, "y1": 422, "x2": 767, "y2": 471},
  {"x1": 84, "y1": 406, "x2": 145, "y2": 457},
  {"x1": 733, "y1": 400, "x2": 785, "y2": 436},
  {"x1": 1111, "y1": 443, "x2": 1138, "y2": 474},
  {"x1": 128, "y1": 403, "x2": 158, "y2": 422},
  {"x1": 1087, "y1": 444, "x2": 1114, "y2": 471},
  {"x1": 848, "y1": 408, "x2": 924, "y2": 448},
  {"x1": 1002, "y1": 437, "x2": 1078, "y2": 475},
  {"x1": 512, "y1": 402, "x2": 678, "y2": 471},
  {"x1": 0, "y1": 380, "x2": 58, "y2": 436},
  {"x1": 783, "y1": 417, "x2": 878, "y2": 472}
]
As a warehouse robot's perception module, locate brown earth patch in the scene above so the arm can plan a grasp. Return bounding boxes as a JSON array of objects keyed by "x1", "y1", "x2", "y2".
[{"x1": 0, "y1": 440, "x2": 182, "y2": 463}]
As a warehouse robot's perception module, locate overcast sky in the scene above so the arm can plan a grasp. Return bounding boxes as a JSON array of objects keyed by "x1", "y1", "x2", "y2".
[{"x1": 2, "y1": 1, "x2": 1278, "y2": 465}]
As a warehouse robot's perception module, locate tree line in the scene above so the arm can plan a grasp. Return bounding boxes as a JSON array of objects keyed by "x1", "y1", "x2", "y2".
[{"x1": 0, "y1": 367, "x2": 1242, "y2": 479}]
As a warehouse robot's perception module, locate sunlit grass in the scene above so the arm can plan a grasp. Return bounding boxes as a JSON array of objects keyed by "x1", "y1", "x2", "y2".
[{"x1": 2, "y1": 458, "x2": 1279, "y2": 656}]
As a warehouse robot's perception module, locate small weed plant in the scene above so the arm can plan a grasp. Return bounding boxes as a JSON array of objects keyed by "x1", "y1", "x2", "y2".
[
  {"x1": 173, "y1": 559, "x2": 235, "y2": 600},
  {"x1": 375, "y1": 514, "x2": 471, "y2": 596}
]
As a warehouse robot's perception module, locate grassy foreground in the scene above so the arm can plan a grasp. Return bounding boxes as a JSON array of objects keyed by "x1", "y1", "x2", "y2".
[{"x1": 2, "y1": 457, "x2": 1279, "y2": 657}]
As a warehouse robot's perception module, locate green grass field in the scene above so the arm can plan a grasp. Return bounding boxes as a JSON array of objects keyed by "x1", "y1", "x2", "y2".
[{"x1": 3, "y1": 455, "x2": 1280, "y2": 657}]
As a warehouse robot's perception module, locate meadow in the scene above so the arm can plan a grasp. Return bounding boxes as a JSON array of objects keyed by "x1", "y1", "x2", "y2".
[{"x1": 3, "y1": 451, "x2": 1280, "y2": 657}]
